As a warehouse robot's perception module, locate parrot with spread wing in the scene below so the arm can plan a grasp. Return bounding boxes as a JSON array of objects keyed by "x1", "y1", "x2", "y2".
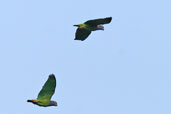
[
  {"x1": 27, "y1": 74, "x2": 57, "y2": 107},
  {"x1": 73, "y1": 17, "x2": 112, "y2": 41}
]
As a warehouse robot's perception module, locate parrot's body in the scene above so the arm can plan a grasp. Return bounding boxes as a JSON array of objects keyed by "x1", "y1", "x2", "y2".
[
  {"x1": 74, "y1": 17, "x2": 112, "y2": 41},
  {"x1": 27, "y1": 74, "x2": 57, "y2": 107}
]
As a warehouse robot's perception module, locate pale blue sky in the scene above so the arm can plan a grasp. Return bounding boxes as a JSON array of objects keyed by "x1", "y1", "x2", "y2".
[{"x1": 0, "y1": 0, "x2": 170, "y2": 114}]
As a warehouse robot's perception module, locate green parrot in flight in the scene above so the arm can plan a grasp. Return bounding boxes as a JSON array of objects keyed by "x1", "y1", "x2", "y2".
[
  {"x1": 27, "y1": 74, "x2": 57, "y2": 107},
  {"x1": 73, "y1": 17, "x2": 112, "y2": 41}
]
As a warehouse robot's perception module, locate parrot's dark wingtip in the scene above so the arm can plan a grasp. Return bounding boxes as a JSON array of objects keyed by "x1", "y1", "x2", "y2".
[
  {"x1": 106, "y1": 17, "x2": 112, "y2": 23},
  {"x1": 107, "y1": 17, "x2": 112, "y2": 19},
  {"x1": 49, "y1": 74, "x2": 55, "y2": 77},
  {"x1": 74, "y1": 39, "x2": 84, "y2": 41}
]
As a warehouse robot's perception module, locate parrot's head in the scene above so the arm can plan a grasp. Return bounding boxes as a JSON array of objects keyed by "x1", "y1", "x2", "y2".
[
  {"x1": 49, "y1": 101, "x2": 58, "y2": 106},
  {"x1": 97, "y1": 25, "x2": 104, "y2": 30}
]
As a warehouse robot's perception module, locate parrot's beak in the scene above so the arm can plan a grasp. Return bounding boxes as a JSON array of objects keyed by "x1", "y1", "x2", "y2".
[{"x1": 102, "y1": 26, "x2": 104, "y2": 30}]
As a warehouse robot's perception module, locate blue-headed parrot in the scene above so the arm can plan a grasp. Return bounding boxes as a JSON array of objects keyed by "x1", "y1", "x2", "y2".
[
  {"x1": 27, "y1": 74, "x2": 57, "y2": 107},
  {"x1": 74, "y1": 17, "x2": 112, "y2": 41}
]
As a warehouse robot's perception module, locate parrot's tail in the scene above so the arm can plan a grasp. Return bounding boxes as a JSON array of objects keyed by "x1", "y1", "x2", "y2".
[
  {"x1": 73, "y1": 25, "x2": 79, "y2": 27},
  {"x1": 27, "y1": 100, "x2": 32, "y2": 102},
  {"x1": 27, "y1": 99, "x2": 37, "y2": 104}
]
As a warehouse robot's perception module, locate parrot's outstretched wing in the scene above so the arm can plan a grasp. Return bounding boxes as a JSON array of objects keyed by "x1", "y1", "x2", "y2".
[
  {"x1": 85, "y1": 17, "x2": 112, "y2": 26},
  {"x1": 75, "y1": 28, "x2": 91, "y2": 41},
  {"x1": 37, "y1": 74, "x2": 56, "y2": 101}
]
